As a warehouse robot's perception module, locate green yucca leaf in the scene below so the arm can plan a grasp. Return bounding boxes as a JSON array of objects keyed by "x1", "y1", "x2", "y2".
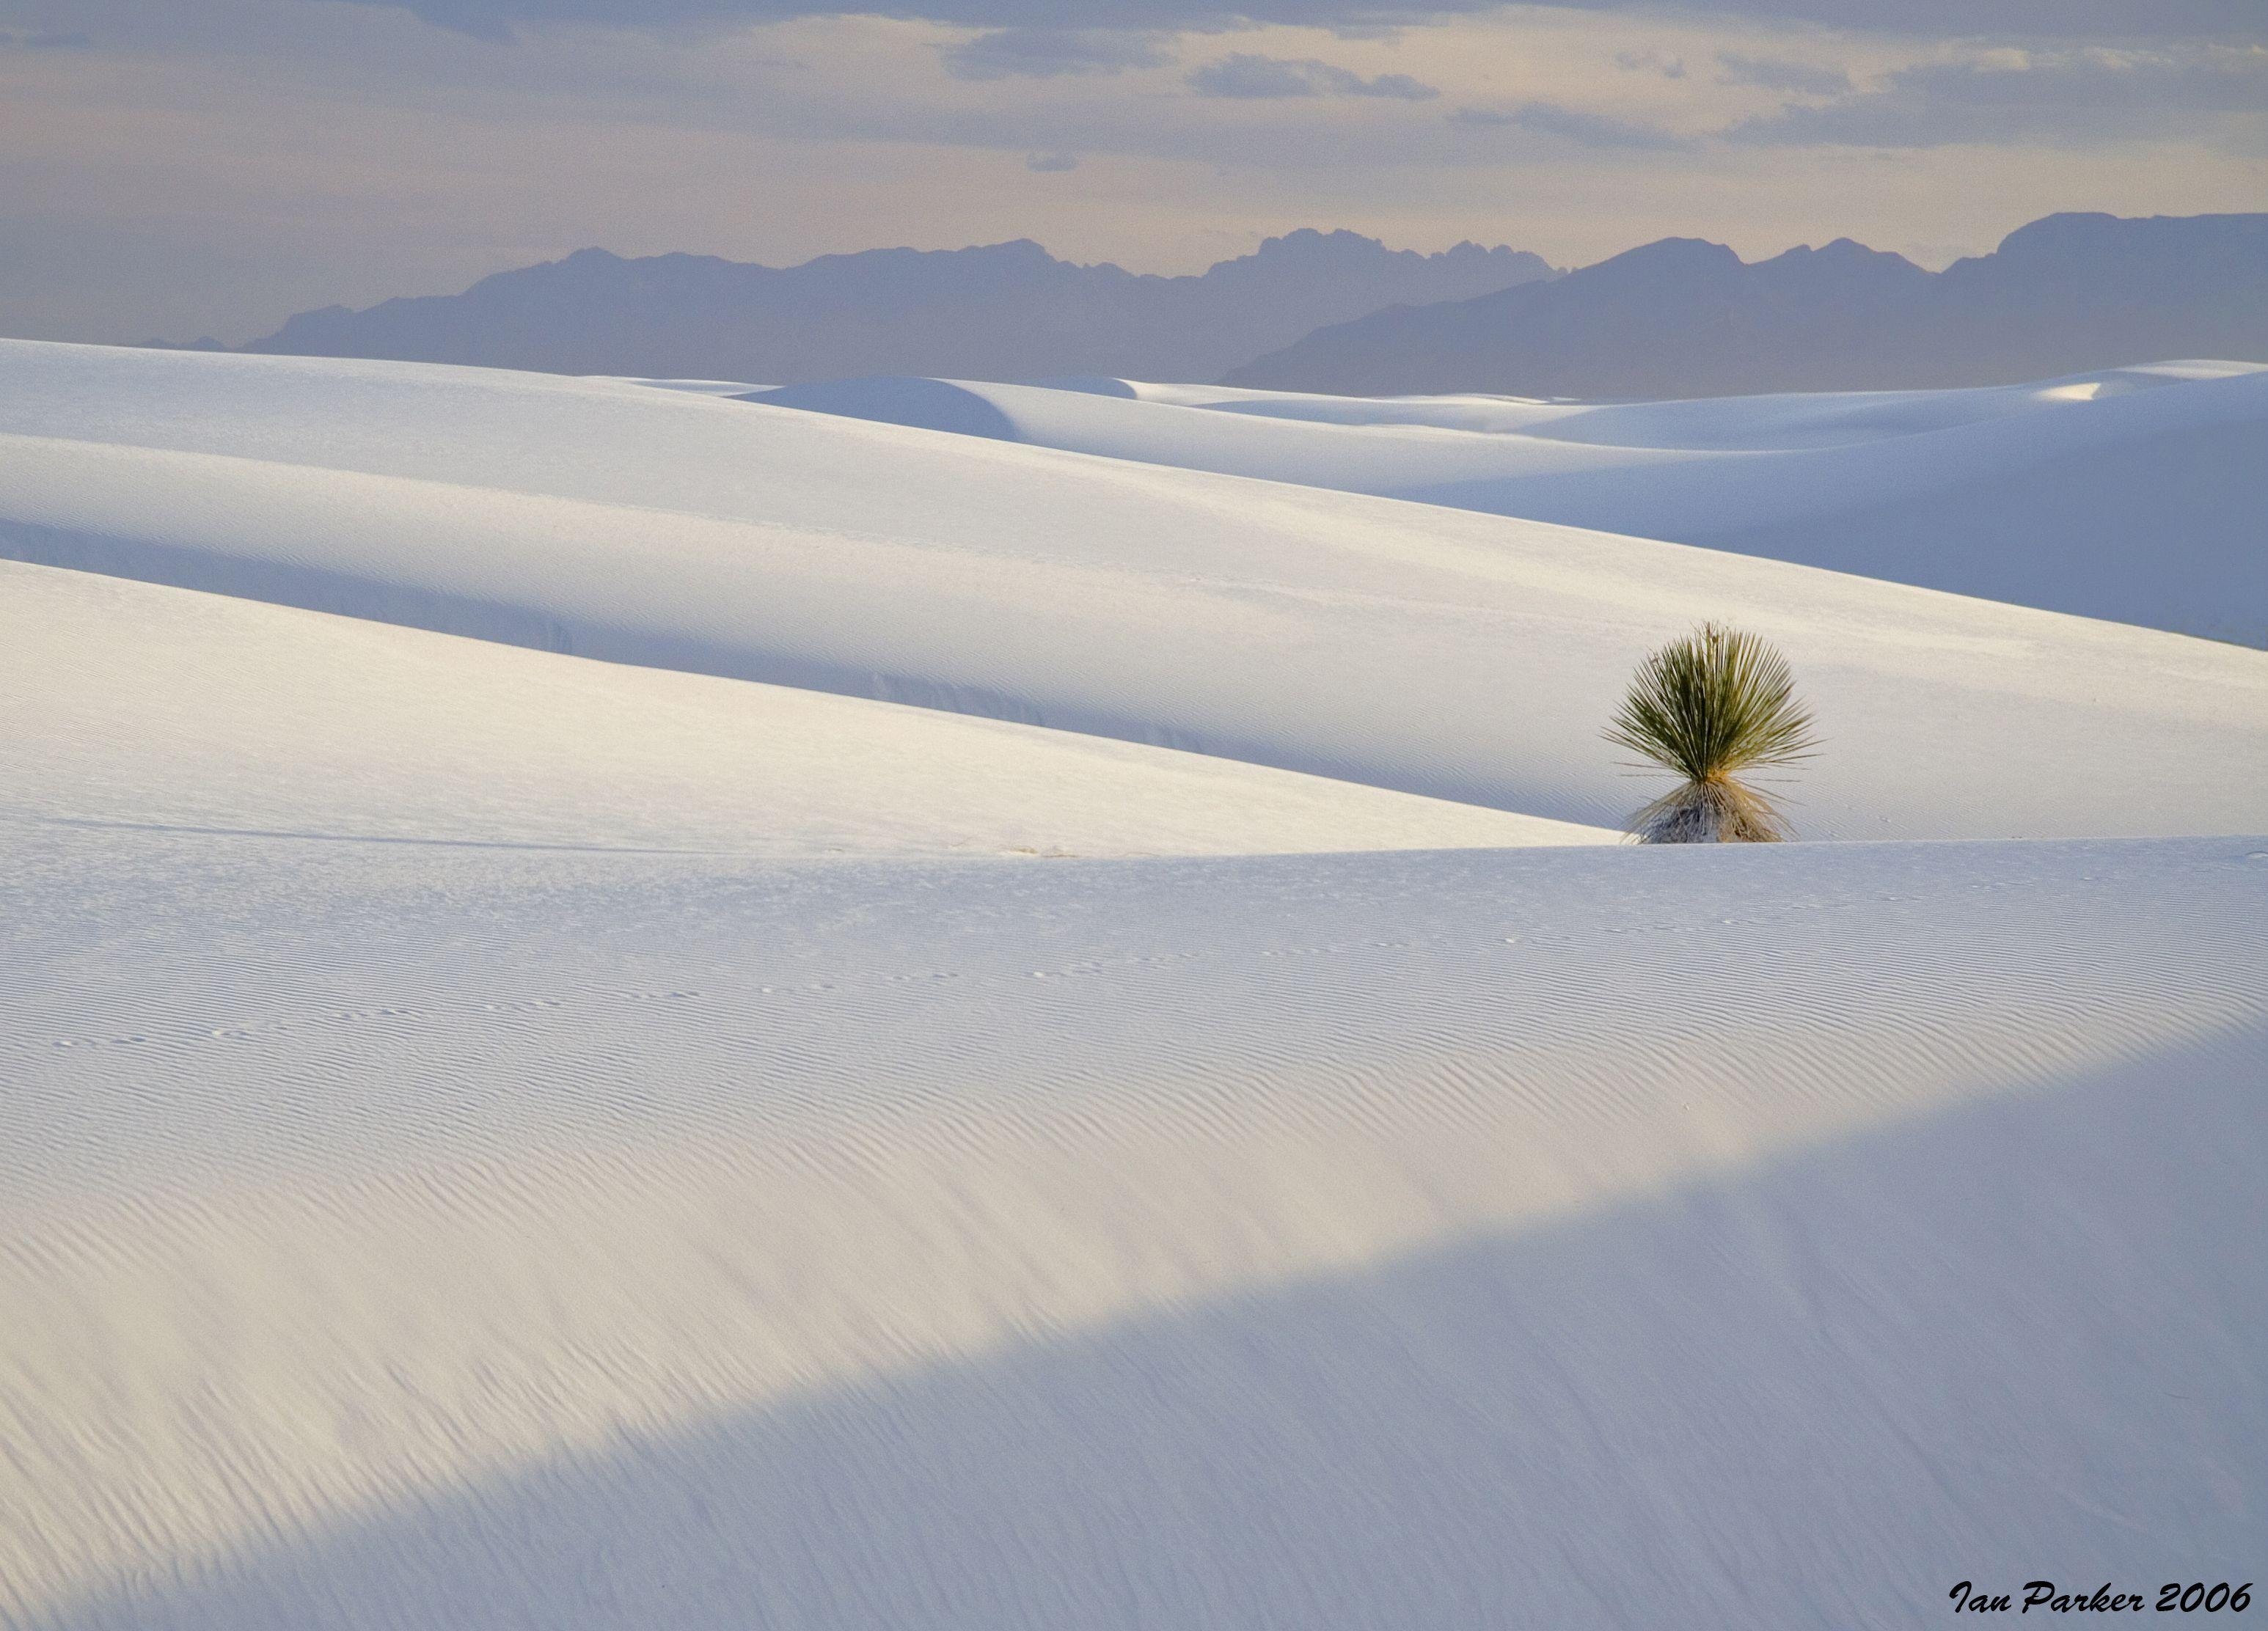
[{"x1": 1605, "y1": 623, "x2": 1819, "y2": 842}]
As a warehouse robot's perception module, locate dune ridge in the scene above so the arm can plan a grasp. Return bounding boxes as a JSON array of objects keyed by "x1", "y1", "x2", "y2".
[{"x1": 752, "y1": 362, "x2": 2268, "y2": 645}]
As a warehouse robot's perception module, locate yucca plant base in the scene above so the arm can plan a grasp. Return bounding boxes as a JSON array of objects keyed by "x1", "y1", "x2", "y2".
[{"x1": 1628, "y1": 778, "x2": 1786, "y2": 844}]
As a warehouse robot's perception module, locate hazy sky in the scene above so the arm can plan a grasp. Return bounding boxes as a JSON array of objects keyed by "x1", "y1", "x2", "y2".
[{"x1": 2, "y1": 0, "x2": 2261, "y2": 342}]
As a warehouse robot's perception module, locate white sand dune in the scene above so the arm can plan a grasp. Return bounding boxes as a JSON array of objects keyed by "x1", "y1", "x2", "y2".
[
  {"x1": 6, "y1": 822, "x2": 2264, "y2": 1627},
  {"x1": 1044, "y1": 359, "x2": 2260, "y2": 445},
  {"x1": 754, "y1": 362, "x2": 2268, "y2": 645},
  {"x1": 1, "y1": 559, "x2": 1605, "y2": 857},
  {"x1": 4, "y1": 339, "x2": 2265, "y2": 1630},
  {"x1": 2, "y1": 342, "x2": 2262, "y2": 841}
]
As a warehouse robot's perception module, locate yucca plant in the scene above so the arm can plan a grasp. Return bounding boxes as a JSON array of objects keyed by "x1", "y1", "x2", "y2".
[{"x1": 1605, "y1": 623, "x2": 1818, "y2": 843}]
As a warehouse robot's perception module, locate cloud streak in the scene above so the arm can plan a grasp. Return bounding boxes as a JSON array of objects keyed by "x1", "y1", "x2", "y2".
[
  {"x1": 1449, "y1": 101, "x2": 1693, "y2": 150},
  {"x1": 1728, "y1": 45, "x2": 2268, "y2": 147},
  {"x1": 941, "y1": 28, "x2": 1174, "y2": 80},
  {"x1": 1187, "y1": 54, "x2": 1438, "y2": 100}
]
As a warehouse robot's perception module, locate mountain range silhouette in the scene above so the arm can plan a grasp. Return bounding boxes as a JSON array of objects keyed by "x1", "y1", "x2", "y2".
[{"x1": 200, "y1": 212, "x2": 2268, "y2": 395}]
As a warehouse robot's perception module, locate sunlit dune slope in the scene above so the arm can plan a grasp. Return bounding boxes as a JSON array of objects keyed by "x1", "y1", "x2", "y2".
[
  {"x1": 758, "y1": 361, "x2": 2268, "y2": 646},
  {"x1": 1, "y1": 559, "x2": 1606, "y2": 857}
]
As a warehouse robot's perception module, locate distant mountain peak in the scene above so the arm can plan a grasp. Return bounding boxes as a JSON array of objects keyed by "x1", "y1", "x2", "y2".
[
  {"x1": 1753, "y1": 238, "x2": 1930, "y2": 293},
  {"x1": 1564, "y1": 236, "x2": 1744, "y2": 290},
  {"x1": 1775, "y1": 237, "x2": 1911, "y2": 263},
  {"x1": 1605, "y1": 237, "x2": 1744, "y2": 267},
  {"x1": 961, "y1": 238, "x2": 1054, "y2": 261}
]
